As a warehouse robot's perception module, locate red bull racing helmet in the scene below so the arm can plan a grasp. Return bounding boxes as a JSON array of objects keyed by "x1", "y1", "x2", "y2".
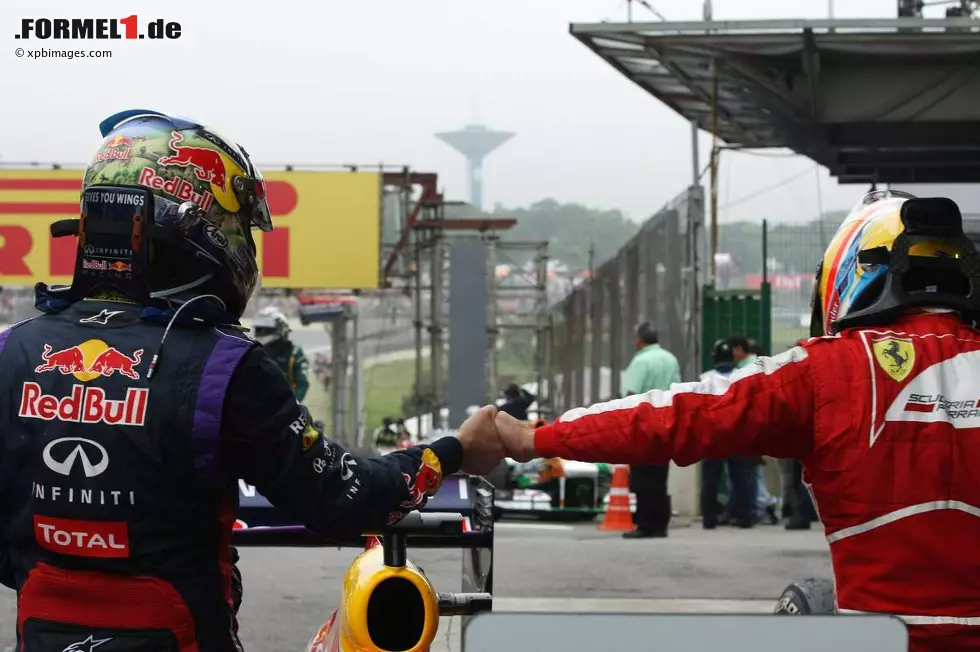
[
  {"x1": 54, "y1": 109, "x2": 272, "y2": 319},
  {"x1": 809, "y1": 189, "x2": 980, "y2": 336}
]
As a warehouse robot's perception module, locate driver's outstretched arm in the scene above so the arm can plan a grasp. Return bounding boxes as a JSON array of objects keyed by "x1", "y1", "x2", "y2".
[
  {"x1": 221, "y1": 348, "x2": 461, "y2": 538},
  {"x1": 534, "y1": 346, "x2": 816, "y2": 466}
]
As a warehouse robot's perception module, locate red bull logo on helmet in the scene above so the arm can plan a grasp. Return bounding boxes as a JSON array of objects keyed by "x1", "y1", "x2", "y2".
[
  {"x1": 82, "y1": 259, "x2": 132, "y2": 273},
  {"x1": 138, "y1": 166, "x2": 214, "y2": 212},
  {"x1": 92, "y1": 134, "x2": 144, "y2": 163},
  {"x1": 157, "y1": 130, "x2": 228, "y2": 190},
  {"x1": 93, "y1": 146, "x2": 131, "y2": 163}
]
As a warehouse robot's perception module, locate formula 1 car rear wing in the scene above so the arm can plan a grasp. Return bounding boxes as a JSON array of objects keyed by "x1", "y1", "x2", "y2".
[
  {"x1": 232, "y1": 474, "x2": 495, "y2": 596},
  {"x1": 236, "y1": 472, "x2": 480, "y2": 526}
]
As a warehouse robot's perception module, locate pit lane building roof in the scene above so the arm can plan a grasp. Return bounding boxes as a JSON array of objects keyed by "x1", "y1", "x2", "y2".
[{"x1": 570, "y1": 17, "x2": 980, "y2": 184}]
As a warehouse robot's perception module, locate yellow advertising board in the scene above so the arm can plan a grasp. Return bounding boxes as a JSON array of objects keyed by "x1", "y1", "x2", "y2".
[{"x1": 0, "y1": 168, "x2": 381, "y2": 289}]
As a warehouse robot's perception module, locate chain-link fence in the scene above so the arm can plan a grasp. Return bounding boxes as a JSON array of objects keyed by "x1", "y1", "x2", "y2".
[
  {"x1": 716, "y1": 217, "x2": 838, "y2": 353},
  {"x1": 740, "y1": 213, "x2": 980, "y2": 353},
  {"x1": 764, "y1": 220, "x2": 834, "y2": 352},
  {"x1": 546, "y1": 185, "x2": 705, "y2": 415}
]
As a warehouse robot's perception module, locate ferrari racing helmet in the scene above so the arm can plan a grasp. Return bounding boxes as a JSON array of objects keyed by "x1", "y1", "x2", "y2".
[
  {"x1": 809, "y1": 189, "x2": 980, "y2": 336},
  {"x1": 52, "y1": 109, "x2": 273, "y2": 319}
]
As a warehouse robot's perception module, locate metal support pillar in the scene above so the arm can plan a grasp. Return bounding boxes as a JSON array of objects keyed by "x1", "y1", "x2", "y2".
[
  {"x1": 429, "y1": 233, "x2": 445, "y2": 430},
  {"x1": 664, "y1": 208, "x2": 685, "y2": 377},
  {"x1": 330, "y1": 313, "x2": 350, "y2": 447},
  {"x1": 571, "y1": 290, "x2": 586, "y2": 406},
  {"x1": 608, "y1": 260, "x2": 623, "y2": 398},
  {"x1": 485, "y1": 235, "x2": 499, "y2": 404},
  {"x1": 688, "y1": 185, "x2": 705, "y2": 376},
  {"x1": 398, "y1": 168, "x2": 412, "y2": 278},
  {"x1": 625, "y1": 245, "x2": 640, "y2": 339},
  {"x1": 349, "y1": 304, "x2": 363, "y2": 448},
  {"x1": 533, "y1": 243, "x2": 549, "y2": 416},
  {"x1": 590, "y1": 273, "x2": 605, "y2": 405},
  {"x1": 643, "y1": 228, "x2": 658, "y2": 333},
  {"x1": 413, "y1": 234, "x2": 424, "y2": 406},
  {"x1": 560, "y1": 299, "x2": 575, "y2": 413},
  {"x1": 448, "y1": 237, "x2": 489, "y2": 428},
  {"x1": 709, "y1": 57, "x2": 720, "y2": 287}
]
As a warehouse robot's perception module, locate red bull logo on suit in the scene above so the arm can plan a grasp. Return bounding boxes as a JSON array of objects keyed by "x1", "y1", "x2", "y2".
[
  {"x1": 19, "y1": 383, "x2": 147, "y2": 426},
  {"x1": 35, "y1": 340, "x2": 143, "y2": 380},
  {"x1": 399, "y1": 448, "x2": 443, "y2": 510},
  {"x1": 23, "y1": 340, "x2": 149, "y2": 426}
]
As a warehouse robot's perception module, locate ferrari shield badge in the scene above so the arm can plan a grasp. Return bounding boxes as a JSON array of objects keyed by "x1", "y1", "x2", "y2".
[{"x1": 872, "y1": 336, "x2": 915, "y2": 382}]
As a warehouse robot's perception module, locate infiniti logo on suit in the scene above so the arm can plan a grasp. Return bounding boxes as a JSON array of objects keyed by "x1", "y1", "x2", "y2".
[
  {"x1": 35, "y1": 437, "x2": 135, "y2": 507},
  {"x1": 43, "y1": 437, "x2": 109, "y2": 477}
]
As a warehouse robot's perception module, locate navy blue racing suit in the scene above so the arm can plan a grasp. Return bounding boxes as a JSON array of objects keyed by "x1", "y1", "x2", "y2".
[{"x1": 0, "y1": 298, "x2": 461, "y2": 652}]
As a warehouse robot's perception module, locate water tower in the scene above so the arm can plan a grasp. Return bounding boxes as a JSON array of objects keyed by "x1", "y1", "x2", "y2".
[{"x1": 435, "y1": 124, "x2": 514, "y2": 210}]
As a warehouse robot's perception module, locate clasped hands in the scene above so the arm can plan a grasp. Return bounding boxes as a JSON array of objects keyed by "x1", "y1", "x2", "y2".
[{"x1": 455, "y1": 406, "x2": 536, "y2": 476}]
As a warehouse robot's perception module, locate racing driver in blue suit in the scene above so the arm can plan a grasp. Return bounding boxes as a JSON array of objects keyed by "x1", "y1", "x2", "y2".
[{"x1": 0, "y1": 110, "x2": 500, "y2": 652}]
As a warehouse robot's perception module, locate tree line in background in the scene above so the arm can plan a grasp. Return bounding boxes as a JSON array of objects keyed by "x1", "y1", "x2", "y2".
[
  {"x1": 384, "y1": 194, "x2": 849, "y2": 279},
  {"x1": 486, "y1": 200, "x2": 848, "y2": 277},
  {"x1": 717, "y1": 210, "x2": 847, "y2": 277}
]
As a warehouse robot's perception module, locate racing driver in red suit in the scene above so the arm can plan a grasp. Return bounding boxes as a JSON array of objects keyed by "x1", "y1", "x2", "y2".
[{"x1": 489, "y1": 190, "x2": 980, "y2": 652}]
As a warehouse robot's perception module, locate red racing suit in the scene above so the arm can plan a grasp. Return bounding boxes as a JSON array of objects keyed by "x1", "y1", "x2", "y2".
[{"x1": 535, "y1": 312, "x2": 980, "y2": 652}]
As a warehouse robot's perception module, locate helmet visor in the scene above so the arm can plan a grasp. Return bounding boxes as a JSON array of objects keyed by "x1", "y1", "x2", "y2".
[{"x1": 233, "y1": 170, "x2": 273, "y2": 233}]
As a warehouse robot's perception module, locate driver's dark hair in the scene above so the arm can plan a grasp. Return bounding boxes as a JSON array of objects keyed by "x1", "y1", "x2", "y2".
[
  {"x1": 636, "y1": 321, "x2": 659, "y2": 345},
  {"x1": 728, "y1": 333, "x2": 751, "y2": 352}
]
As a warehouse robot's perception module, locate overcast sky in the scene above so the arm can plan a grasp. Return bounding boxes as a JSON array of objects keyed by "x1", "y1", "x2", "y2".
[{"x1": 0, "y1": 0, "x2": 951, "y2": 224}]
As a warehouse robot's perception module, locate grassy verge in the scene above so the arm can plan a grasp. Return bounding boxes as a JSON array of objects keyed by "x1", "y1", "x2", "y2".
[
  {"x1": 360, "y1": 354, "x2": 538, "y2": 431},
  {"x1": 363, "y1": 358, "x2": 417, "y2": 431}
]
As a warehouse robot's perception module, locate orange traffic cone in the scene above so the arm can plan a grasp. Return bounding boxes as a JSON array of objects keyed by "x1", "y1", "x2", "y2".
[{"x1": 598, "y1": 464, "x2": 636, "y2": 532}]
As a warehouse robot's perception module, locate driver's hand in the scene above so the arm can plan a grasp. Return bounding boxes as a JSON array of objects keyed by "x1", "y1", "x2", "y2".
[
  {"x1": 495, "y1": 411, "x2": 536, "y2": 462},
  {"x1": 456, "y1": 405, "x2": 507, "y2": 475}
]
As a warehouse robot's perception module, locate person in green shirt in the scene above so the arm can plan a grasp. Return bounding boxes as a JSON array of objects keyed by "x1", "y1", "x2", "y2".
[
  {"x1": 252, "y1": 306, "x2": 310, "y2": 402},
  {"x1": 620, "y1": 321, "x2": 681, "y2": 538}
]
